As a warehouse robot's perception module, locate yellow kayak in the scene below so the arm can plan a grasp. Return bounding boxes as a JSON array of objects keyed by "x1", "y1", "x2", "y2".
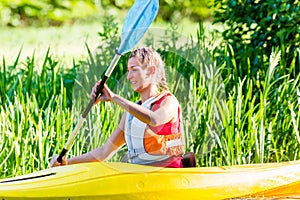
[{"x1": 1, "y1": 161, "x2": 300, "y2": 199}]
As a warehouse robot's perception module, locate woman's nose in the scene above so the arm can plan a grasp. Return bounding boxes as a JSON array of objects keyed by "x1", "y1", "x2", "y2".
[{"x1": 127, "y1": 71, "x2": 131, "y2": 80}]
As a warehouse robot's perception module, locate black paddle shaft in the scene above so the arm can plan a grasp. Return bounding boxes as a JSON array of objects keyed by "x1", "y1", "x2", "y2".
[{"x1": 83, "y1": 75, "x2": 108, "y2": 118}]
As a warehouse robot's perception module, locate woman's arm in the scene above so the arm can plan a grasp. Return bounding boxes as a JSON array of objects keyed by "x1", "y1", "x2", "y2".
[
  {"x1": 111, "y1": 94, "x2": 179, "y2": 127},
  {"x1": 51, "y1": 114, "x2": 126, "y2": 167},
  {"x1": 68, "y1": 126, "x2": 125, "y2": 164},
  {"x1": 91, "y1": 81, "x2": 178, "y2": 127}
]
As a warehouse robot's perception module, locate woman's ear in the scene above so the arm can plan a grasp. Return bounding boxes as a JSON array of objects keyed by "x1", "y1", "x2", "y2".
[{"x1": 147, "y1": 66, "x2": 156, "y2": 76}]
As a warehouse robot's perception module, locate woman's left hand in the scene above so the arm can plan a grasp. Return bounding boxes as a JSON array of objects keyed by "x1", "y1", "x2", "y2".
[{"x1": 90, "y1": 80, "x2": 115, "y2": 104}]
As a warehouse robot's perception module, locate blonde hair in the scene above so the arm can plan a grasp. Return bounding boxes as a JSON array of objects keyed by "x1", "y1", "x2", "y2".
[{"x1": 129, "y1": 47, "x2": 169, "y2": 91}]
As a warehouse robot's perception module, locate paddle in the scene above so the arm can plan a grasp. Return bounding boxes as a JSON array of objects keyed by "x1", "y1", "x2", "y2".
[{"x1": 57, "y1": 0, "x2": 159, "y2": 163}]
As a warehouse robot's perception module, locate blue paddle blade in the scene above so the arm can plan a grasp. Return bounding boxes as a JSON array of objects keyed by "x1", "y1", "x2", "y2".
[{"x1": 117, "y1": 0, "x2": 159, "y2": 54}]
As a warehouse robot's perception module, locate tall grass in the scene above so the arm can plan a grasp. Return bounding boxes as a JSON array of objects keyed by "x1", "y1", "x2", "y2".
[{"x1": 0, "y1": 19, "x2": 299, "y2": 178}]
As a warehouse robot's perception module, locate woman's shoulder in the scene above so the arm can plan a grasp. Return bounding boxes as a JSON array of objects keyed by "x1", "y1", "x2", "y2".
[{"x1": 156, "y1": 91, "x2": 179, "y2": 107}]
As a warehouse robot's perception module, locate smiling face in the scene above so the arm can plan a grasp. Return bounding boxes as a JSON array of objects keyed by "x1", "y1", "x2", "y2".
[
  {"x1": 127, "y1": 57, "x2": 154, "y2": 92},
  {"x1": 128, "y1": 47, "x2": 169, "y2": 93}
]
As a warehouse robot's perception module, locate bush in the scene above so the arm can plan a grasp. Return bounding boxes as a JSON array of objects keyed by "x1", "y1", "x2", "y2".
[
  {"x1": 0, "y1": 0, "x2": 97, "y2": 26},
  {"x1": 158, "y1": 0, "x2": 213, "y2": 22},
  {"x1": 0, "y1": 0, "x2": 213, "y2": 27},
  {"x1": 213, "y1": 0, "x2": 300, "y2": 80}
]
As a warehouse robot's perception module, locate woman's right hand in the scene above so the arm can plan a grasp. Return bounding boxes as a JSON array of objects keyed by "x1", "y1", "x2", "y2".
[{"x1": 50, "y1": 155, "x2": 68, "y2": 167}]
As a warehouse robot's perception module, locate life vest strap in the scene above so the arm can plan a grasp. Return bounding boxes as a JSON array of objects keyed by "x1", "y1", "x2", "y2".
[{"x1": 166, "y1": 138, "x2": 182, "y2": 148}]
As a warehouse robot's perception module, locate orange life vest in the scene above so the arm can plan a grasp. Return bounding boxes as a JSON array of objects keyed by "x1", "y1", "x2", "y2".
[{"x1": 124, "y1": 92, "x2": 184, "y2": 165}]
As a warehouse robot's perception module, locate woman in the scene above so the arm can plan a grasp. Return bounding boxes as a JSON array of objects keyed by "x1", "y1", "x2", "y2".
[{"x1": 51, "y1": 47, "x2": 185, "y2": 168}]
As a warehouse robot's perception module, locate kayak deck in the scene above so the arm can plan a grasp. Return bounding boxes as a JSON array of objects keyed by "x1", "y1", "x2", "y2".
[{"x1": 1, "y1": 161, "x2": 300, "y2": 199}]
